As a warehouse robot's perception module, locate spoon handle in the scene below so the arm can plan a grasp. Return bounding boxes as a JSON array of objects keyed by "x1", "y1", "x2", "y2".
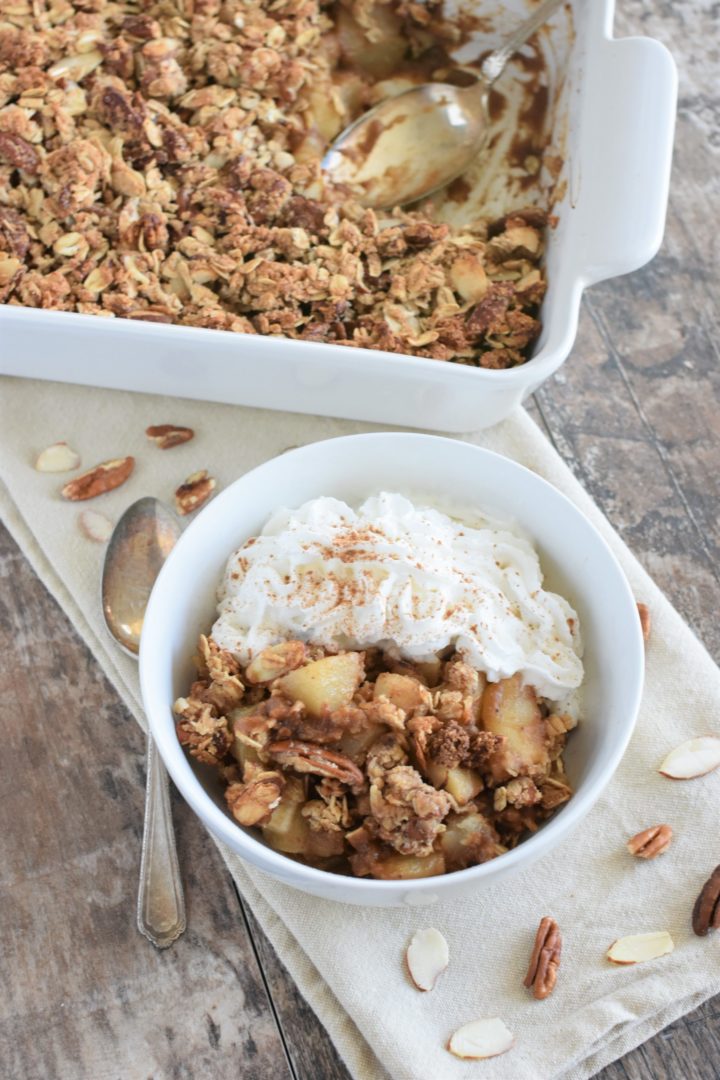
[
  {"x1": 481, "y1": 0, "x2": 566, "y2": 84},
  {"x1": 137, "y1": 735, "x2": 186, "y2": 949}
]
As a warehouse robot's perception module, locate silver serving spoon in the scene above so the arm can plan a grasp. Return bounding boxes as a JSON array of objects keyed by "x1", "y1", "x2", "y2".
[
  {"x1": 322, "y1": 0, "x2": 564, "y2": 209},
  {"x1": 102, "y1": 496, "x2": 185, "y2": 949}
]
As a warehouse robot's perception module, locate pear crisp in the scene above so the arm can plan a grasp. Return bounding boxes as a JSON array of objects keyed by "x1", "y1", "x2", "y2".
[
  {"x1": 174, "y1": 637, "x2": 576, "y2": 879},
  {"x1": 1, "y1": 1, "x2": 547, "y2": 368}
]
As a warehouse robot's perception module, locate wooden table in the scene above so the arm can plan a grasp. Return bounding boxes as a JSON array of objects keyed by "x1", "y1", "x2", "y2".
[{"x1": 3, "y1": 2, "x2": 719, "y2": 1077}]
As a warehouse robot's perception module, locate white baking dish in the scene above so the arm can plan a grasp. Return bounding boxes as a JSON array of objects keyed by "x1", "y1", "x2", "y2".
[{"x1": 0, "y1": 0, "x2": 676, "y2": 431}]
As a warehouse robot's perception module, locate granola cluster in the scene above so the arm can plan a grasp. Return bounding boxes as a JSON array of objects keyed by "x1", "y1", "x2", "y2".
[
  {"x1": 174, "y1": 636, "x2": 575, "y2": 878},
  {"x1": 0, "y1": 0, "x2": 546, "y2": 367}
]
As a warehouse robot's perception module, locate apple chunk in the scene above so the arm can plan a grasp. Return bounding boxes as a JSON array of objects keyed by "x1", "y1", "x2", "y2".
[
  {"x1": 374, "y1": 672, "x2": 429, "y2": 713},
  {"x1": 481, "y1": 673, "x2": 548, "y2": 782},
  {"x1": 277, "y1": 652, "x2": 363, "y2": 717},
  {"x1": 444, "y1": 766, "x2": 483, "y2": 806},
  {"x1": 262, "y1": 778, "x2": 308, "y2": 854},
  {"x1": 441, "y1": 811, "x2": 500, "y2": 871},
  {"x1": 369, "y1": 851, "x2": 445, "y2": 880},
  {"x1": 338, "y1": 722, "x2": 385, "y2": 762}
]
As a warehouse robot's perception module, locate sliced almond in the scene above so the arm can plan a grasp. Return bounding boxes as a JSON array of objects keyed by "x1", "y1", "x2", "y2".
[
  {"x1": 658, "y1": 736, "x2": 720, "y2": 780},
  {"x1": 607, "y1": 931, "x2": 674, "y2": 965},
  {"x1": 447, "y1": 1018, "x2": 514, "y2": 1060},
  {"x1": 447, "y1": 252, "x2": 488, "y2": 303},
  {"x1": 35, "y1": 441, "x2": 81, "y2": 473},
  {"x1": 48, "y1": 49, "x2": 103, "y2": 81},
  {"x1": 78, "y1": 509, "x2": 113, "y2": 543},
  {"x1": 406, "y1": 928, "x2": 449, "y2": 991}
]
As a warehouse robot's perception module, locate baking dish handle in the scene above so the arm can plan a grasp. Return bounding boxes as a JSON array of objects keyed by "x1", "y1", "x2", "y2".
[{"x1": 575, "y1": 35, "x2": 677, "y2": 287}]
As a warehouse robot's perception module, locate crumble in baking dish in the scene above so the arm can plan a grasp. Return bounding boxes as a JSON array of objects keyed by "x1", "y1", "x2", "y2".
[{"x1": 0, "y1": 1, "x2": 551, "y2": 367}]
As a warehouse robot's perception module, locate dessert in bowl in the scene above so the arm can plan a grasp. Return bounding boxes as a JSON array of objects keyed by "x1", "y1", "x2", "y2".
[{"x1": 139, "y1": 433, "x2": 644, "y2": 906}]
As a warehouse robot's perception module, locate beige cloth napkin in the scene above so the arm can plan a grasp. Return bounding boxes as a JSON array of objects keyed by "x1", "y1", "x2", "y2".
[{"x1": 3, "y1": 375, "x2": 720, "y2": 1080}]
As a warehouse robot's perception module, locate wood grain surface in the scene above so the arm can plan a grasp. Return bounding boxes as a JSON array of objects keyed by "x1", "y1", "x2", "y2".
[{"x1": 2, "y1": 0, "x2": 719, "y2": 1077}]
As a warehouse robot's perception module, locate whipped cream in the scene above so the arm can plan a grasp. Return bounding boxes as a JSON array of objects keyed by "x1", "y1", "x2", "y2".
[{"x1": 212, "y1": 493, "x2": 583, "y2": 699}]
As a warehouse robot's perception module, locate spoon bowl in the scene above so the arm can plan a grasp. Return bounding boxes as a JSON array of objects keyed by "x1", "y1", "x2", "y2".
[
  {"x1": 102, "y1": 496, "x2": 181, "y2": 657},
  {"x1": 322, "y1": 0, "x2": 564, "y2": 208},
  {"x1": 322, "y1": 82, "x2": 491, "y2": 210}
]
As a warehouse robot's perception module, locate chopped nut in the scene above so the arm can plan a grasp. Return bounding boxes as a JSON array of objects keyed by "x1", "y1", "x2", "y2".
[
  {"x1": 53, "y1": 232, "x2": 89, "y2": 259},
  {"x1": 35, "y1": 442, "x2": 80, "y2": 473},
  {"x1": 226, "y1": 770, "x2": 285, "y2": 827},
  {"x1": 523, "y1": 916, "x2": 561, "y2": 999},
  {"x1": 267, "y1": 740, "x2": 365, "y2": 790},
  {"x1": 447, "y1": 1018, "x2": 514, "y2": 1060},
  {"x1": 447, "y1": 252, "x2": 488, "y2": 303},
  {"x1": 0, "y1": 132, "x2": 39, "y2": 174},
  {"x1": 406, "y1": 928, "x2": 449, "y2": 991},
  {"x1": 637, "y1": 602, "x2": 651, "y2": 643},
  {"x1": 78, "y1": 509, "x2": 113, "y2": 543},
  {"x1": 61, "y1": 457, "x2": 134, "y2": 501},
  {"x1": 658, "y1": 736, "x2": 720, "y2": 779},
  {"x1": 146, "y1": 424, "x2": 195, "y2": 450},
  {"x1": 538, "y1": 775, "x2": 573, "y2": 810},
  {"x1": 692, "y1": 864, "x2": 720, "y2": 936},
  {"x1": 174, "y1": 470, "x2": 216, "y2": 515},
  {"x1": 606, "y1": 931, "x2": 674, "y2": 964},
  {"x1": 627, "y1": 824, "x2": 673, "y2": 859}
]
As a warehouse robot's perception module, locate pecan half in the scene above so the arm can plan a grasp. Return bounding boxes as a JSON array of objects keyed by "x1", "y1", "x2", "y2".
[
  {"x1": 692, "y1": 865, "x2": 720, "y2": 936},
  {"x1": 267, "y1": 740, "x2": 365, "y2": 789},
  {"x1": 174, "y1": 469, "x2": 216, "y2": 515},
  {"x1": 0, "y1": 132, "x2": 40, "y2": 174},
  {"x1": 0, "y1": 207, "x2": 31, "y2": 259},
  {"x1": 637, "y1": 602, "x2": 651, "y2": 643},
  {"x1": 523, "y1": 916, "x2": 561, "y2": 999},
  {"x1": 61, "y1": 457, "x2": 134, "y2": 500},
  {"x1": 627, "y1": 824, "x2": 672, "y2": 859},
  {"x1": 146, "y1": 424, "x2": 194, "y2": 449}
]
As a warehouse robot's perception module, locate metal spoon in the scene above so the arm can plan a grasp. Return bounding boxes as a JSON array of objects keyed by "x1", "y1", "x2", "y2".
[
  {"x1": 322, "y1": 0, "x2": 564, "y2": 209},
  {"x1": 102, "y1": 496, "x2": 185, "y2": 949}
]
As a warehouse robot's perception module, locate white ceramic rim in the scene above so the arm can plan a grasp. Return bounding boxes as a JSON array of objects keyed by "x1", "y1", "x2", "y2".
[{"x1": 140, "y1": 432, "x2": 645, "y2": 899}]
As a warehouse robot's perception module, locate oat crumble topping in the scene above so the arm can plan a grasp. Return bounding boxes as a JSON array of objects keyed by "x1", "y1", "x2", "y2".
[{"x1": 0, "y1": 0, "x2": 547, "y2": 367}]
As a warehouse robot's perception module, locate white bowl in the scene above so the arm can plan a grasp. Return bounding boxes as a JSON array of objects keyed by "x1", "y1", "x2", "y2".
[{"x1": 140, "y1": 433, "x2": 644, "y2": 906}]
